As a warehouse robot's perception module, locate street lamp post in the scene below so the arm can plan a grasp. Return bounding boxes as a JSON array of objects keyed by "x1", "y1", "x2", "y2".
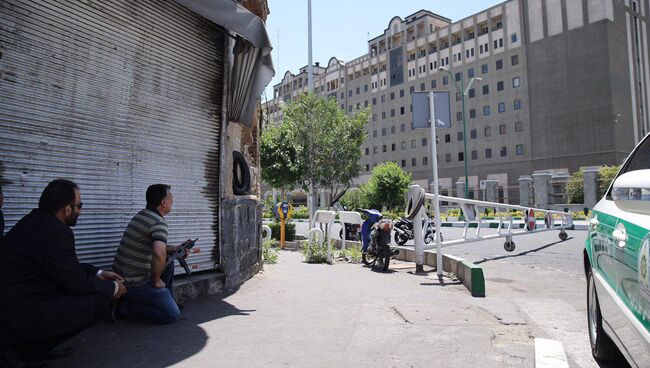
[{"x1": 439, "y1": 66, "x2": 481, "y2": 199}]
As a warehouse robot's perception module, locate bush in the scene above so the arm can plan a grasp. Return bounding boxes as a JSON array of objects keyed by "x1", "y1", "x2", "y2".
[
  {"x1": 364, "y1": 162, "x2": 412, "y2": 210},
  {"x1": 269, "y1": 221, "x2": 296, "y2": 241},
  {"x1": 447, "y1": 208, "x2": 461, "y2": 217},
  {"x1": 381, "y1": 210, "x2": 401, "y2": 220},
  {"x1": 300, "y1": 238, "x2": 330, "y2": 263},
  {"x1": 339, "y1": 246, "x2": 362, "y2": 263},
  {"x1": 262, "y1": 239, "x2": 279, "y2": 264},
  {"x1": 567, "y1": 169, "x2": 584, "y2": 204},
  {"x1": 340, "y1": 188, "x2": 367, "y2": 210},
  {"x1": 291, "y1": 206, "x2": 310, "y2": 219},
  {"x1": 598, "y1": 165, "x2": 619, "y2": 198}
]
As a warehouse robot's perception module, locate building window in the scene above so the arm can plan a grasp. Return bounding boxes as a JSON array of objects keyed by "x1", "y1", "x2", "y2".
[
  {"x1": 391, "y1": 109, "x2": 395, "y2": 117},
  {"x1": 410, "y1": 86, "x2": 415, "y2": 93},
  {"x1": 445, "y1": 134, "x2": 451, "y2": 143},
  {"x1": 401, "y1": 124, "x2": 406, "y2": 132},
  {"x1": 364, "y1": 85, "x2": 368, "y2": 92},
  {"x1": 514, "y1": 99, "x2": 522, "y2": 110},
  {"x1": 512, "y1": 77, "x2": 520, "y2": 88},
  {"x1": 468, "y1": 68, "x2": 474, "y2": 78},
  {"x1": 445, "y1": 153, "x2": 451, "y2": 163},
  {"x1": 356, "y1": 103, "x2": 360, "y2": 110},
  {"x1": 498, "y1": 102, "x2": 505, "y2": 113},
  {"x1": 511, "y1": 33, "x2": 518, "y2": 43},
  {"x1": 372, "y1": 114, "x2": 377, "y2": 122},
  {"x1": 497, "y1": 81, "x2": 504, "y2": 91},
  {"x1": 457, "y1": 111, "x2": 463, "y2": 121},
  {"x1": 382, "y1": 145, "x2": 387, "y2": 152},
  {"x1": 373, "y1": 130, "x2": 377, "y2": 138},
  {"x1": 516, "y1": 144, "x2": 524, "y2": 155},
  {"x1": 400, "y1": 89, "x2": 405, "y2": 98},
  {"x1": 381, "y1": 95, "x2": 385, "y2": 103},
  {"x1": 401, "y1": 159, "x2": 406, "y2": 167},
  {"x1": 401, "y1": 141, "x2": 406, "y2": 149},
  {"x1": 373, "y1": 146, "x2": 378, "y2": 154},
  {"x1": 471, "y1": 150, "x2": 478, "y2": 160},
  {"x1": 420, "y1": 83, "x2": 425, "y2": 91},
  {"x1": 481, "y1": 64, "x2": 488, "y2": 74},
  {"x1": 457, "y1": 132, "x2": 464, "y2": 141},
  {"x1": 391, "y1": 143, "x2": 396, "y2": 151},
  {"x1": 364, "y1": 100, "x2": 368, "y2": 107},
  {"x1": 470, "y1": 129, "x2": 477, "y2": 139},
  {"x1": 496, "y1": 59, "x2": 503, "y2": 70},
  {"x1": 484, "y1": 126, "x2": 492, "y2": 137},
  {"x1": 469, "y1": 109, "x2": 476, "y2": 118},
  {"x1": 455, "y1": 72, "x2": 461, "y2": 81},
  {"x1": 382, "y1": 111, "x2": 386, "y2": 119},
  {"x1": 390, "y1": 92, "x2": 395, "y2": 100},
  {"x1": 431, "y1": 79, "x2": 437, "y2": 88},
  {"x1": 485, "y1": 148, "x2": 492, "y2": 158},
  {"x1": 483, "y1": 105, "x2": 491, "y2": 116},
  {"x1": 515, "y1": 121, "x2": 523, "y2": 132},
  {"x1": 382, "y1": 128, "x2": 387, "y2": 136},
  {"x1": 422, "y1": 138, "x2": 427, "y2": 146},
  {"x1": 458, "y1": 152, "x2": 464, "y2": 161},
  {"x1": 349, "y1": 90, "x2": 352, "y2": 97},
  {"x1": 411, "y1": 140, "x2": 416, "y2": 149},
  {"x1": 511, "y1": 55, "x2": 519, "y2": 66},
  {"x1": 468, "y1": 89, "x2": 475, "y2": 98},
  {"x1": 443, "y1": 76, "x2": 448, "y2": 85},
  {"x1": 500, "y1": 146, "x2": 507, "y2": 157},
  {"x1": 400, "y1": 106, "x2": 405, "y2": 115},
  {"x1": 348, "y1": 105, "x2": 353, "y2": 112},
  {"x1": 482, "y1": 85, "x2": 489, "y2": 95},
  {"x1": 365, "y1": 148, "x2": 369, "y2": 155},
  {"x1": 412, "y1": 158, "x2": 417, "y2": 166},
  {"x1": 365, "y1": 164, "x2": 370, "y2": 171},
  {"x1": 499, "y1": 124, "x2": 506, "y2": 135},
  {"x1": 422, "y1": 156, "x2": 428, "y2": 165},
  {"x1": 391, "y1": 126, "x2": 396, "y2": 134}
]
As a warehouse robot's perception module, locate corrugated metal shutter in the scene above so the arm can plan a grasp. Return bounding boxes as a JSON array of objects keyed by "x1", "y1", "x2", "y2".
[{"x1": 0, "y1": 0, "x2": 224, "y2": 273}]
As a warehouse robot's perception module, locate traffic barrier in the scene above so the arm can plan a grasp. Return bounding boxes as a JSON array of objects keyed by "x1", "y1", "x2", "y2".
[
  {"x1": 308, "y1": 210, "x2": 336, "y2": 264},
  {"x1": 261, "y1": 225, "x2": 272, "y2": 242},
  {"x1": 337, "y1": 211, "x2": 363, "y2": 250}
]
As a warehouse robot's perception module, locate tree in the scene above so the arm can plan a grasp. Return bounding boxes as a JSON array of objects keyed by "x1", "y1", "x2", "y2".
[
  {"x1": 363, "y1": 162, "x2": 412, "y2": 210},
  {"x1": 339, "y1": 187, "x2": 367, "y2": 210},
  {"x1": 281, "y1": 92, "x2": 369, "y2": 210},
  {"x1": 567, "y1": 169, "x2": 584, "y2": 204},
  {"x1": 260, "y1": 122, "x2": 301, "y2": 199},
  {"x1": 598, "y1": 165, "x2": 620, "y2": 198}
]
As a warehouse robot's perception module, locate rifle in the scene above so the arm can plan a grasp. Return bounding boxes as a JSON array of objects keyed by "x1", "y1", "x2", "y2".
[{"x1": 166, "y1": 238, "x2": 199, "y2": 276}]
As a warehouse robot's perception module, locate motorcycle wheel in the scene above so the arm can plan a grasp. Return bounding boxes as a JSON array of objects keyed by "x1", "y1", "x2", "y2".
[
  {"x1": 394, "y1": 232, "x2": 409, "y2": 246},
  {"x1": 424, "y1": 232, "x2": 434, "y2": 244},
  {"x1": 362, "y1": 251, "x2": 377, "y2": 266}
]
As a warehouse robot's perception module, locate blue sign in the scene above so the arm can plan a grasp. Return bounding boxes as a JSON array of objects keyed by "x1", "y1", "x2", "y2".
[{"x1": 281, "y1": 202, "x2": 289, "y2": 215}]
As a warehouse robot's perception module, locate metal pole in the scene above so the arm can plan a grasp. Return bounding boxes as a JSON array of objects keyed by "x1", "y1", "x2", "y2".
[
  {"x1": 461, "y1": 77, "x2": 469, "y2": 199},
  {"x1": 307, "y1": 0, "x2": 314, "y2": 92},
  {"x1": 429, "y1": 92, "x2": 444, "y2": 277}
]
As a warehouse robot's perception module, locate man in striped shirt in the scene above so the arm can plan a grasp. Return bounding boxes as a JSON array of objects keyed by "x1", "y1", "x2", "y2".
[{"x1": 112, "y1": 184, "x2": 185, "y2": 324}]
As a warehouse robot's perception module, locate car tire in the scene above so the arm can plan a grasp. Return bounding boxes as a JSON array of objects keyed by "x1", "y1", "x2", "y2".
[{"x1": 587, "y1": 269, "x2": 620, "y2": 361}]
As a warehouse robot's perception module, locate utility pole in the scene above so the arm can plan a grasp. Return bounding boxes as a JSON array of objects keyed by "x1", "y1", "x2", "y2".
[{"x1": 307, "y1": 0, "x2": 315, "y2": 229}]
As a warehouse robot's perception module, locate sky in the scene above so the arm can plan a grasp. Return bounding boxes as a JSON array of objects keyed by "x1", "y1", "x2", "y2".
[{"x1": 264, "y1": 0, "x2": 505, "y2": 98}]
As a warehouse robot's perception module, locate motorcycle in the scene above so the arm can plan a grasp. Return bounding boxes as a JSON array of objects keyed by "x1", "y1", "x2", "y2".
[
  {"x1": 392, "y1": 215, "x2": 441, "y2": 246},
  {"x1": 359, "y1": 209, "x2": 399, "y2": 270},
  {"x1": 332, "y1": 202, "x2": 361, "y2": 241}
]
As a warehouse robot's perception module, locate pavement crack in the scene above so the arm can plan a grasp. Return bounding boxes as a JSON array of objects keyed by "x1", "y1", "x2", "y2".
[{"x1": 390, "y1": 306, "x2": 412, "y2": 324}]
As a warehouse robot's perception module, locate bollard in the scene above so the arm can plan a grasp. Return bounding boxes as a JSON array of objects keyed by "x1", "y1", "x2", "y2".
[{"x1": 261, "y1": 225, "x2": 272, "y2": 242}]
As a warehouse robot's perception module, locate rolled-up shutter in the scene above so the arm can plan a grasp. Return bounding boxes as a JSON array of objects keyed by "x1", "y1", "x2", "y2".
[{"x1": 0, "y1": 0, "x2": 225, "y2": 272}]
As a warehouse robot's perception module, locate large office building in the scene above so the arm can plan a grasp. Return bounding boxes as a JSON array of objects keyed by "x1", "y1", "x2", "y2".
[{"x1": 266, "y1": 0, "x2": 649, "y2": 204}]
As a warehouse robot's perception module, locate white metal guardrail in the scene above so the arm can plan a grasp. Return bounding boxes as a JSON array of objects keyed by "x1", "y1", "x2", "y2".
[
  {"x1": 307, "y1": 210, "x2": 336, "y2": 264},
  {"x1": 407, "y1": 185, "x2": 573, "y2": 277}
]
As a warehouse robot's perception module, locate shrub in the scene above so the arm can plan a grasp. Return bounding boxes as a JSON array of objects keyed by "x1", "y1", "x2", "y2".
[
  {"x1": 262, "y1": 239, "x2": 279, "y2": 264},
  {"x1": 291, "y1": 206, "x2": 310, "y2": 219},
  {"x1": 447, "y1": 208, "x2": 461, "y2": 217},
  {"x1": 340, "y1": 187, "x2": 367, "y2": 210},
  {"x1": 598, "y1": 165, "x2": 619, "y2": 198},
  {"x1": 339, "y1": 246, "x2": 362, "y2": 263},
  {"x1": 300, "y1": 238, "x2": 329, "y2": 263},
  {"x1": 269, "y1": 221, "x2": 296, "y2": 241},
  {"x1": 567, "y1": 169, "x2": 584, "y2": 204}
]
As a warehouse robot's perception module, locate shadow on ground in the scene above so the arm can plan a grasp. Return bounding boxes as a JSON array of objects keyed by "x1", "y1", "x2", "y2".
[
  {"x1": 471, "y1": 237, "x2": 574, "y2": 265},
  {"x1": 50, "y1": 292, "x2": 254, "y2": 368}
]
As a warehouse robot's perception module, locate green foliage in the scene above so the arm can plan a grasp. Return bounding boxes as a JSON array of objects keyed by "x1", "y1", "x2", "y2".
[
  {"x1": 363, "y1": 162, "x2": 412, "y2": 210},
  {"x1": 300, "y1": 237, "x2": 329, "y2": 263},
  {"x1": 567, "y1": 169, "x2": 584, "y2": 204},
  {"x1": 447, "y1": 208, "x2": 461, "y2": 217},
  {"x1": 268, "y1": 221, "x2": 296, "y2": 241},
  {"x1": 291, "y1": 206, "x2": 310, "y2": 219},
  {"x1": 262, "y1": 239, "x2": 279, "y2": 264},
  {"x1": 260, "y1": 122, "x2": 302, "y2": 192},
  {"x1": 598, "y1": 165, "x2": 620, "y2": 198},
  {"x1": 339, "y1": 246, "x2": 362, "y2": 263},
  {"x1": 339, "y1": 187, "x2": 367, "y2": 210},
  {"x1": 381, "y1": 211, "x2": 401, "y2": 220},
  {"x1": 281, "y1": 92, "x2": 370, "y2": 203}
]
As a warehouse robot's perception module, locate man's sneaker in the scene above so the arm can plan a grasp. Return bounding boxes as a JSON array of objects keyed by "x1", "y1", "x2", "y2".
[{"x1": 109, "y1": 301, "x2": 125, "y2": 323}]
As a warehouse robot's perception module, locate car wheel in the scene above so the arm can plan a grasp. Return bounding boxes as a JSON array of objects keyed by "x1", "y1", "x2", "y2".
[{"x1": 587, "y1": 269, "x2": 620, "y2": 361}]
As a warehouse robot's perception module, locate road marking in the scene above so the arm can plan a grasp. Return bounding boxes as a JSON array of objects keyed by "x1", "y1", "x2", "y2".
[{"x1": 535, "y1": 338, "x2": 569, "y2": 368}]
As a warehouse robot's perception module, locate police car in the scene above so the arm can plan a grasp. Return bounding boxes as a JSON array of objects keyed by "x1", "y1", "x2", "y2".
[{"x1": 584, "y1": 132, "x2": 650, "y2": 366}]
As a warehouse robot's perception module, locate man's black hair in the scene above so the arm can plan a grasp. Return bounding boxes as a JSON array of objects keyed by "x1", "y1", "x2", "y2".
[
  {"x1": 38, "y1": 179, "x2": 79, "y2": 214},
  {"x1": 146, "y1": 184, "x2": 171, "y2": 208}
]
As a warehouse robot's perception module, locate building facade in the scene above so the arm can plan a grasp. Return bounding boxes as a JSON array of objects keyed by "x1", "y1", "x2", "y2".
[{"x1": 266, "y1": 0, "x2": 649, "y2": 205}]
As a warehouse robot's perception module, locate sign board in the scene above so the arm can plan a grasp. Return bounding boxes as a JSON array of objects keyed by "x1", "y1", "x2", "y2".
[
  {"x1": 479, "y1": 180, "x2": 486, "y2": 190},
  {"x1": 276, "y1": 202, "x2": 293, "y2": 220},
  {"x1": 411, "y1": 91, "x2": 451, "y2": 129}
]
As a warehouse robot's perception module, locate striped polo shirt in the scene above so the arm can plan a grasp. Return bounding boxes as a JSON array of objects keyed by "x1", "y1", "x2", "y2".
[{"x1": 112, "y1": 208, "x2": 168, "y2": 287}]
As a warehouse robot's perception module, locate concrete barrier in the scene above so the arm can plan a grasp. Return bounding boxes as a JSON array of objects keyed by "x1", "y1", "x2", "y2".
[{"x1": 393, "y1": 246, "x2": 485, "y2": 297}]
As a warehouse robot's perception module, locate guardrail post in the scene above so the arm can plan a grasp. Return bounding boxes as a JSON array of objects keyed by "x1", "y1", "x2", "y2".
[
  {"x1": 413, "y1": 206, "x2": 426, "y2": 273},
  {"x1": 518, "y1": 176, "x2": 532, "y2": 206}
]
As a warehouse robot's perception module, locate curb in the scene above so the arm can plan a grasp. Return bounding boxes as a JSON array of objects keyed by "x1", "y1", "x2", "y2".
[{"x1": 393, "y1": 246, "x2": 485, "y2": 297}]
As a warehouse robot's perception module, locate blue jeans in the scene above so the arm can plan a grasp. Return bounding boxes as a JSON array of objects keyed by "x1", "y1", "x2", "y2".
[{"x1": 120, "y1": 263, "x2": 180, "y2": 324}]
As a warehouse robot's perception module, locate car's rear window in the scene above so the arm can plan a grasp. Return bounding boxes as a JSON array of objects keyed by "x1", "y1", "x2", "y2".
[{"x1": 621, "y1": 135, "x2": 650, "y2": 172}]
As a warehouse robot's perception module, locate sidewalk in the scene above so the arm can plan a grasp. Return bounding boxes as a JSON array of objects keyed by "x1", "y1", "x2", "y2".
[{"x1": 52, "y1": 251, "x2": 535, "y2": 368}]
